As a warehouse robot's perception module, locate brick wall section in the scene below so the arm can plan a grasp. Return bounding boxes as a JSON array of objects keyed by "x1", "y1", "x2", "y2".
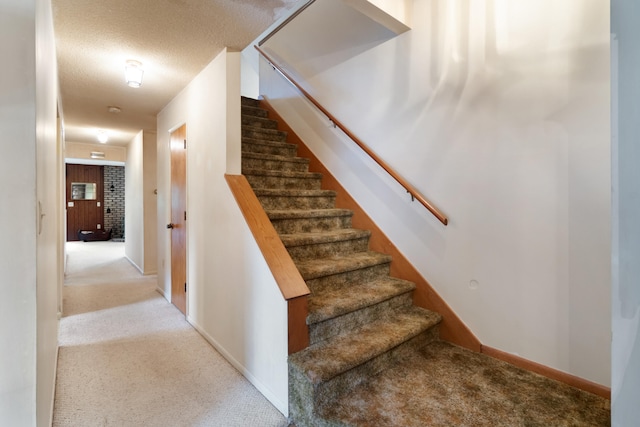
[{"x1": 104, "y1": 165, "x2": 125, "y2": 238}]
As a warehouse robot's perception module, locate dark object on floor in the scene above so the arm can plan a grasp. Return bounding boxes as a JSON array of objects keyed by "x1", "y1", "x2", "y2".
[{"x1": 77, "y1": 229, "x2": 112, "y2": 242}]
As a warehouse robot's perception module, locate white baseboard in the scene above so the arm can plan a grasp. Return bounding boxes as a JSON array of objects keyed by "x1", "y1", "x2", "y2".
[
  {"x1": 186, "y1": 316, "x2": 288, "y2": 417},
  {"x1": 155, "y1": 286, "x2": 167, "y2": 299},
  {"x1": 49, "y1": 343, "x2": 60, "y2": 427},
  {"x1": 124, "y1": 255, "x2": 144, "y2": 274}
]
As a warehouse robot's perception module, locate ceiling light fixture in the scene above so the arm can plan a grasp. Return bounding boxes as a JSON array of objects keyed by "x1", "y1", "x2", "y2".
[
  {"x1": 97, "y1": 131, "x2": 109, "y2": 143},
  {"x1": 125, "y1": 60, "x2": 144, "y2": 88},
  {"x1": 107, "y1": 106, "x2": 122, "y2": 114}
]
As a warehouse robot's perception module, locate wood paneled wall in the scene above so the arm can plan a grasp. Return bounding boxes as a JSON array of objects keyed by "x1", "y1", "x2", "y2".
[{"x1": 66, "y1": 164, "x2": 104, "y2": 241}]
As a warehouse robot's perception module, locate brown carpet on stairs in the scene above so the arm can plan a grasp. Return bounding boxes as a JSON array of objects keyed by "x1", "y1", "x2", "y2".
[{"x1": 240, "y1": 96, "x2": 610, "y2": 427}]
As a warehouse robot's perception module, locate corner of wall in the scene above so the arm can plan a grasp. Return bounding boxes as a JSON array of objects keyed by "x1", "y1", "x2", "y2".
[
  {"x1": 227, "y1": 52, "x2": 242, "y2": 175},
  {"x1": 124, "y1": 131, "x2": 145, "y2": 271},
  {"x1": 143, "y1": 131, "x2": 158, "y2": 274}
]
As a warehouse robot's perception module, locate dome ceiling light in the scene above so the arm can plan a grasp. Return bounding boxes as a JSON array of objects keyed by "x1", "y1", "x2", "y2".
[
  {"x1": 125, "y1": 60, "x2": 144, "y2": 88},
  {"x1": 97, "y1": 130, "x2": 109, "y2": 143}
]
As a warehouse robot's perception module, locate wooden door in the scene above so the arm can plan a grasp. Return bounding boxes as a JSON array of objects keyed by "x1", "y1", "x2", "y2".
[
  {"x1": 66, "y1": 164, "x2": 104, "y2": 241},
  {"x1": 169, "y1": 124, "x2": 187, "y2": 314}
]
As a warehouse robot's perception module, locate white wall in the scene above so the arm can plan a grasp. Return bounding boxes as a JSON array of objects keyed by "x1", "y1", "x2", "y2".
[
  {"x1": 143, "y1": 131, "x2": 158, "y2": 273},
  {"x1": 0, "y1": 1, "x2": 38, "y2": 424},
  {"x1": 1, "y1": 0, "x2": 60, "y2": 425},
  {"x1": 125, "y1": 130, "x2": 157, "y2": 274},
  {"x1": 35, "y1": 0, "x2": 61, "y2": 424},
  {"x1": 65, "y1": 141, "x2": 127, "y2": 164},
  {"x1": 611, "y1": 0, "x2": 640, "y2": 424},
  {"x1": 241, "y1": 48, "x2": 260, "y2": 99},
  {"x1": 157, "y1": 49, "x2": 289, "y2": 415},
  {"x1": 125, "y1": 131, "x2": 144, "y2": 271},
  {"x1": 261, "y1": 0, "x2": 611, "y2": 386}
]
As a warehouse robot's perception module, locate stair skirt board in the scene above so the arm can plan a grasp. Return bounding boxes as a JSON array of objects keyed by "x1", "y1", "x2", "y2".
[
  {"x1": 256, "y1": 97, "x2": 480, "y2": 352},
  {"x1": 238, "y1": 96, "x2": 610, "y2": 426}
]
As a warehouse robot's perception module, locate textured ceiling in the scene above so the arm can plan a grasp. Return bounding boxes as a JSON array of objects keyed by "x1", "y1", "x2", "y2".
[{"x1": 52, "y1": 0, "x2": 302, "y2": 146}]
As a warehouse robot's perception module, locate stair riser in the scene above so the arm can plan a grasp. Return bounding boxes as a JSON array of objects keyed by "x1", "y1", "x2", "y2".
[
  {"x1": 241, "y1": 140, "x2": 298, "y2": 157},
  {"x1": 289, "y1": 327, "x2": 440, "y2": 426},
  {"x1": 287, "y1": 237, "x2": 370, "y2": 262},
  {"x1": 317, "y1": 327, "x2": 439, "y2": 408},
  {"x1": 240, "y1": 102, "x2": 269, "y2": 117},
  {"x1": 309, "y1": 293, "x2": 414, "y2": 345},
  {"x1": 241, "y1": 141, "x2": 297, "y2": 157},
  {"x1": 289, "y1": 369, "x2": 341, "y2": 427},
  {"x1": 242, "y1": 157, "x2": 309, "y2": 172},
  {"x1": 241, "y1": 97, "x2": 261, "y2": 107},
  {"x1": 257, "y1": 194, "x2": 336, "y2": 210},
  {"x1": 305, "y1": 263, "x2": 390, "y2": 294},
  {"x1": 241, "y1": 116, "x2": 278, "y2": 129},
  {"x1": 243, "y1": 128, "x2": 287, "y2": 142},
  {"x1": 271, "y1": 215, "x2": 353, "y2": 235},
  {"x1": 241, "y1": 106, "x2": 269, "y2": 119},
  {"x1": 245, "y1": 174, "x2": 322, "y2": 191}
]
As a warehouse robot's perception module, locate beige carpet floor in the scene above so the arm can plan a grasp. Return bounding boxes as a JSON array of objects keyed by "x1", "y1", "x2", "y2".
[{"x1": 53, "y1": 241, "x2": 288, "y2": 427}]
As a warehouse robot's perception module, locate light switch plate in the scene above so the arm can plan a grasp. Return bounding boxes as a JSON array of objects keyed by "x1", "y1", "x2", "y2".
[
  {"x1": 68, "y1": 202, "x2": 74, "y2": 207},
  {"x1": 97, "y1": 202, "x2": 101, "y2": 207}
]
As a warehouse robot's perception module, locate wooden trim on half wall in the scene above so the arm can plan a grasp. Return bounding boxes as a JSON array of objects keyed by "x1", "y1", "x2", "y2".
[
  {"x1": 225, "y1": 174, "x2": 310, "y2": 301},
  {"x1": 481, "y1": 345, "x2": 611, "y2": 399},
  {"x1": 288, "y1": 296, "x2": 310, "y2": 354},
  {"x1": 225, "y1": 174, "x2": 310, "y2": 354}
]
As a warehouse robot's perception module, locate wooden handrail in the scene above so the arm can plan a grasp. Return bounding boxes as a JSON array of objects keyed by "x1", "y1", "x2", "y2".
[{"x1": 254, "y1": 45, "x2": 449, "y2": 226}]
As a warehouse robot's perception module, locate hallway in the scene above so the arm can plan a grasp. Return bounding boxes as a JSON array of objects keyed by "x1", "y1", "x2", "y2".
[{"x1": 53, "y1": 241, "x2": 287, "y2": 426}]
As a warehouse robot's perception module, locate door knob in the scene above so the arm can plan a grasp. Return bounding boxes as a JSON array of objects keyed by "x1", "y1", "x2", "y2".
[{"x1": 166, "y1": 223, "x2": 175, "y2": 229}]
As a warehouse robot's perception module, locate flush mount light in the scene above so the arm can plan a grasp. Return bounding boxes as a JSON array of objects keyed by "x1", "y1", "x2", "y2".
[
  {"x1": 107, "y1": 106, "x2": 122, "y2": 114},
  {"x1": 97, "y1": 131, "x2": 109, "y2": 143},
  {"x1": 125, "y1": 60, "x2": 144, "y2": 88}
]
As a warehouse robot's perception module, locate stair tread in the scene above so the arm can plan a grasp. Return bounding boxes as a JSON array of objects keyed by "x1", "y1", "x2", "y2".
[
  {"x1": 295, "y1": 251, "x2": 391, "y2": 280},
  {"x1": 280, "y1": 228, "x2": 370, "y2": 248},
  {"x1": 266, "y1": 208, "x2": 352, "y2": 220},
  {"x1": 253, "y1": 188, "x2": 336, "y2": 197},
  {"x1": 242, "y1": 137, "x2": 297, "y2": 149},
  {"x1": 240, "y1": 96, "x2": 260, "y2": 106},
  {"x1": 241, "y1": 105, "x2": 268, "y2": 118},
  {"x1": 308, "y1": 277, "x2": 415, "y2": 325},
  {"x1": 242, "y1": 168, "x2": 322, "y2": 179},
  {"x1": 241, "y1": 116, "x2": 278, "y2": 129},
  {"x1": 241, "y1": 125, "x2": 287, "y2": 136},
  {"x1": 289, "y1": 306, "x2": 441, "y2": 384},
  {"x1": 242, "y1": 152, "x2": 309, "y2": 164}
]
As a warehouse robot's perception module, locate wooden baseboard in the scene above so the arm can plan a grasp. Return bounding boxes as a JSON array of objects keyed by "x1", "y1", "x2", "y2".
[{"x1": 481, "y1": 345, "x2": 611, "y2": 399}]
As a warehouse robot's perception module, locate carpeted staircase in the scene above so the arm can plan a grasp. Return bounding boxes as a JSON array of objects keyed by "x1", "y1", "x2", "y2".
[{"x1": 240, "y1": 97, "x2": 610, "y2": 427}]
